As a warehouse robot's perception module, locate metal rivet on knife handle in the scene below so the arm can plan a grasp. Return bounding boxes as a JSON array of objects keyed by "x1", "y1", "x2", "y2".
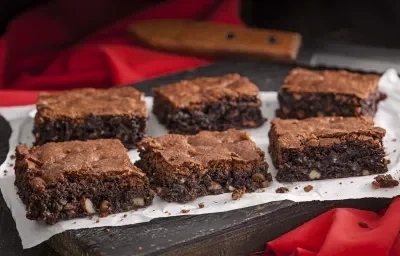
[
  {"x1": 268, "y1": 36, "x2": 277, "y2": 44},
  {"x1": 226, "y1": 32, "x2": 236, "y2": 40}
]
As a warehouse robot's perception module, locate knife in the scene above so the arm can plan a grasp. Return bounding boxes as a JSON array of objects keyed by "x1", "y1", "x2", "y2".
[{"x1": 128, "y1": 20, "x2": 400, "y2": 73}]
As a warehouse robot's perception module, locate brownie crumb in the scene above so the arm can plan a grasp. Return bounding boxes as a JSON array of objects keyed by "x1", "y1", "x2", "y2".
[
  {"x1": 339, "y1": 182, "x2": 342, "y2": 185},
  {"x1": 394, "y1": 150, "x2": 397, "y2": 153},
  {"x1": 261, "y1": 189, "x2": 265, "y2": 192},
  {"x1": 276, "y1": 187, "x2": 289, "y2": 193},
  {"x1": 10, "y1": 155, "x2": 15, "y2": 160},
  {"x1": 304, "y1": 185, "x2": 313, "y2": 192},
  {"x1": 294, "y1": 187, "x2": 298, "y2": 190},
  {"x1": 4, "y1": 170, "x2": 7, "y2": 173},
  {"x1": 95, "y1": 218, "x2": 100, "y2": 223},
  {"x1": 198, "y1": 203, "x2": 205, "y2": 208},
  {"x1": 392, "y1": 138, "x2": 397, "y2": 142},
  {"x1": 350, "y1": 181, "x2": 354, "y2": 183},
  {"x1": 8, "y1": 164, "x2": 13, "y2": 167},
  {"x1": 358, "y1": 221, "x2": 370, "y2": 229},
  {"x1": 123, "y1": 214, "x2": 127, "y2": 218},
  {"x1": 168, "y1": 213, "x2": 171, "y2": 216},
  {"x1": 232, "y1": 187, "x2": 246, "y2": 200},
  {"x1": 181, "y1": 209, "x2": 190, "y2": 214},
  {"x1": 372, "y1": 174, "x2": 399, "y2": 189},
  {"x1": 73, "y1": 222, "x2": 76, "y2": 224}
]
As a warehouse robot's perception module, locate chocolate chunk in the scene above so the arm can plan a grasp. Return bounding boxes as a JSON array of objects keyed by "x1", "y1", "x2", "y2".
[
  {"x1": 303, "y1": 185, "x2": 313, "y2": 192},
  {"x1": 275, "y1": 187, "x2": 289, "y2": 193},
  {"x1": 372, "y1": 174, "x2": 399, "y2": 189}
]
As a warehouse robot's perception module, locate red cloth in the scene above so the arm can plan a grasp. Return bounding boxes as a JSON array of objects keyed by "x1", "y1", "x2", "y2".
[
  {"x1": 0, "y1": 0, "x2": 242, "y2": 106},
  {"x1": 253, "y1": 197, "x2": 400, "y2": 256}
]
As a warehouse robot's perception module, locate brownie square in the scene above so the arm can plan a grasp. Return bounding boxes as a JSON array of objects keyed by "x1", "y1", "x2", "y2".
[
  {"x1": 14, "y1": 139, "x2": 154, "y2": 224},
  {"x1": 136, "y1": 129, "x2": 272, "y2": 203},
  {"x1": 33, "y1": 87, "x2": 147, "y2": 149},
  {"x1": 152, "y1": 74, "x2": 266, "y2": 134},
  {"x1": 276, "y1": 68, "x2": 385, "y2": 119},
  {"x1": 268, "y1": 117, "x2": 389, "y2": 182}
]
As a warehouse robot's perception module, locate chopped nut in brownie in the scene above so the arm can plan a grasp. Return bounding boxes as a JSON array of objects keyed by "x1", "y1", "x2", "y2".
[
  {"x1": 181, "y1": 209, "x2": 190, "y2": 214},
  {"x1": 275, "y1": 187, "x2": 289, "y2": 193},
  {"x1": 303, "y1": 185, "x2": 313, "y2": 192},
  {"x1": 372, "y1": 174, "x2": 399, "y2": 189},
  {"x1": 232, "y1": 187, "x2": 246, "y2": 200},
  {"x1": 198, "y1": 203, "x2": 205, "y2": 209}
]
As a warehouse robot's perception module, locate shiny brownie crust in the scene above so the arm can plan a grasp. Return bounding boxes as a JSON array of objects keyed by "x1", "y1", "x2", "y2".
[
  {"x1": 135, "y1": 130, "x2": 272, "y2": 203},
  {"x1": 14, "y1": 139, "x2": 154, "y2": 224},
  {"x1": 268, "y1": 117, "x2": 388, "y2": 182}
]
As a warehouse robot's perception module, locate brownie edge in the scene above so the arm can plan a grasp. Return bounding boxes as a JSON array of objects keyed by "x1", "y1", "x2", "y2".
[{"x1": 14, "y1": 139, "x2": 154, "y2": 224}]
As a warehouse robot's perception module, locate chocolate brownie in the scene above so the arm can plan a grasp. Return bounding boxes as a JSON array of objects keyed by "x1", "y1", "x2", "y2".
[
  {"x1": 135, "y1": 129, "x2": 272, "y2": 203},
  {"x1": 152, "y1": 74, "x2": 266, "y2": 134},
  {"x1": 276, "y1": 68, "x2": 385, "y2": 119},
  {"x1": 33, "y1": 87, "x2": 147, "y2": 149},
  {"x1": 14, "y1": 139, "x2": 154, "y2": 224},
  {"x1": 268, "y1": 117, "x2": 388, "y2": 182}
]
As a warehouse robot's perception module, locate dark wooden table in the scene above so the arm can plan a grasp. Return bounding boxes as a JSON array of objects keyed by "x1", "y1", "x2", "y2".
[{"x1": 0, "y1": 61, "x2": 392, "y2": 256}]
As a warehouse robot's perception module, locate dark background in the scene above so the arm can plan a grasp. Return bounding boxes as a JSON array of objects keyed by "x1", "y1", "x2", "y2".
[{"x1": 2, "y1": 0, "x2": 400, "y2": 48}]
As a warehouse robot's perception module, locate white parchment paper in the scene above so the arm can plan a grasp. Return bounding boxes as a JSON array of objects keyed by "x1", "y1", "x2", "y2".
[{"x1": 1, "y1": 69, "x2": 400, "y2": 249}]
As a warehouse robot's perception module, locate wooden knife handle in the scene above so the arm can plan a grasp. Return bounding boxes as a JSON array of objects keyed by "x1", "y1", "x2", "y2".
[{"x1": 128, "y1": 20, "x2": 302, "y2": 63}]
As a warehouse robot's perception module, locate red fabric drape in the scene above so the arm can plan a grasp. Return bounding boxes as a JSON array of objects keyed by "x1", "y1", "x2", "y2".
[
  {"x1": 254, "y1": 197, "x2": 400, "y2": 256},
  {"x1": 0, "y1": 0, "x2": 242, "y2": 106}
]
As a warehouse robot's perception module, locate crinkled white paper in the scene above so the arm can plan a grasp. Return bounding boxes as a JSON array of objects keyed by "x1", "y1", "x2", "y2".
[{"x1": 1, "y1": 70, "x2": 400, "y2": 249}]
